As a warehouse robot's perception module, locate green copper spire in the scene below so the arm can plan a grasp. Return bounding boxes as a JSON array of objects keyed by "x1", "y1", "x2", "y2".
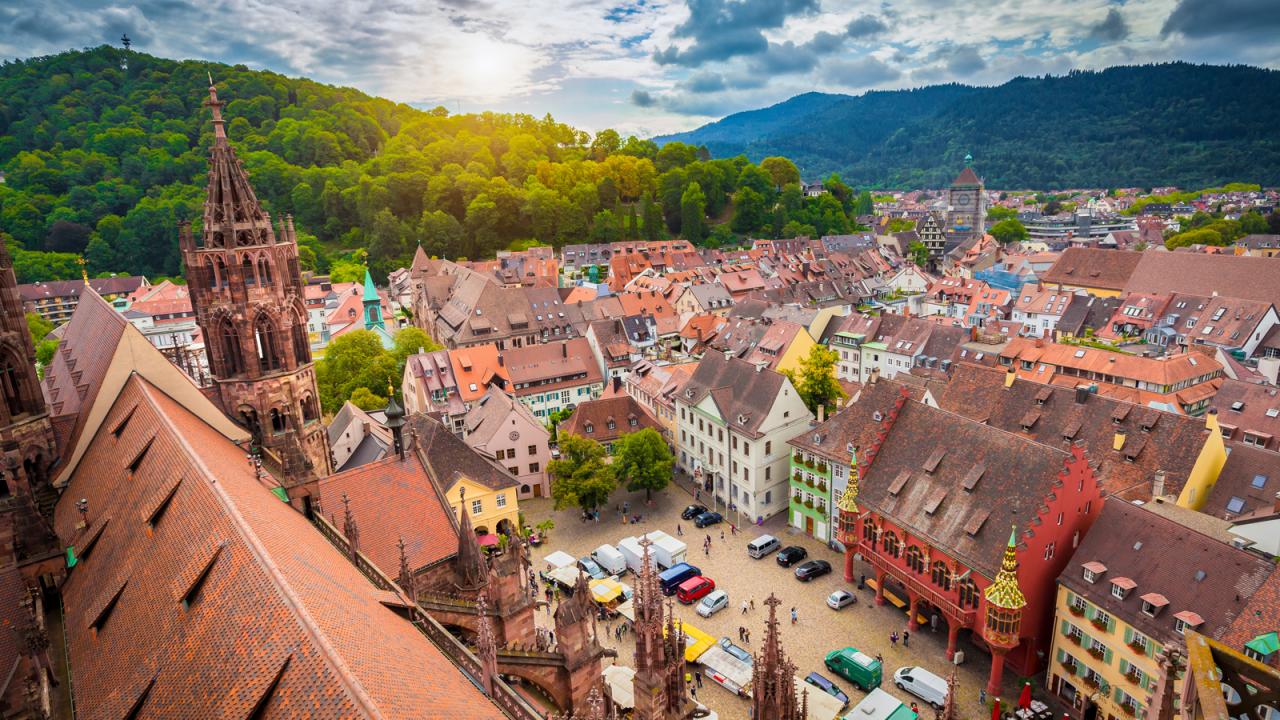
[{"x1": 362, "y1": 269, "x2": 384, "y2": 330}]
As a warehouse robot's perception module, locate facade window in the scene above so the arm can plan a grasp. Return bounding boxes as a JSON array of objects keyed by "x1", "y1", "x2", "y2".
[
  {"x1": 1044, "y1": 542, "x2": 1055, "y2": 560},
  {"x1": 1111, "y1": 583, "x2": 1128, "y2": 600},
  {"x1": 495, "y1": 493, "x2": 507, "y2": 508},
  {"x1": 471, "y1": 499, "x2": 483, "y2": 514},
  {"x1": 881, "y1": 531, "x2": 901, "y2": 558},
  {"x1": 1094, "y1": 610, "x2": 1112, "y2": 630},
  {"x1": 1083, "y1": 568, "x2": 1097, "y2": 583},
  {"x1": 905, "y1": 546, "x2": 926, "y2": 574},
  {"x1": 764, "y1": 490, "x2": 771, "y2": 504},
  {"x1": 1174, "y1": 619, "x2": 1189, "y2": 635},
  {"x1": 1071, "y1": 594, "x2": 1087, "y2": 613},
  {"x1": 765, "y1": 441, "x2": 771, "y2": 455},
  {"x1": 765, "y1": 467, "x2": 770, "y2": 481},
  {"x1": 930, "y1": 561, "x2": 951, "y2": 590},
  {"x1": 529, "y1": 463, "x2": 540, "y2": 473},
  {"x1": 957, "y1": 578, "x2": 980, "y2": 609},
  {"x1": 508, "y1": 466, "x2": 518, "y2": 475},
  {"x1": 528, "y1": 445, "x2": 537, "y2": 455}
]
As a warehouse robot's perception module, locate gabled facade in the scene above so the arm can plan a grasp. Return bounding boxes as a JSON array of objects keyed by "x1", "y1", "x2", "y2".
[{"x1": 461, "y1": 386, "x2": 551, "y2": 499}]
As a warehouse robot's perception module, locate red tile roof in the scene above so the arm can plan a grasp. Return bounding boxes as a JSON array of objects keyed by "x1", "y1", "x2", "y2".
[{"x1": 54, "y1": 375, "x2": 503, "y2": 719}]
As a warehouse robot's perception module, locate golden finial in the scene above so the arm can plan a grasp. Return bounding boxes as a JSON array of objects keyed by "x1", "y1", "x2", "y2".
[
  {"x1": 837, "y1": 449, "x2": 860, "y2": 513},
  {"x1": 984, "y1": 526, "x2": 1027, "y2": 609},
  {"x1": 76, "y1": 256, "x2": 89, "y2": 285}
]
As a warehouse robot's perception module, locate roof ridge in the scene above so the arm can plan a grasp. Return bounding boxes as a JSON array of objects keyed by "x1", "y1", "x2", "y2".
[{"x1": 132, "y1": 377, "x2": 382, "y2": 718}]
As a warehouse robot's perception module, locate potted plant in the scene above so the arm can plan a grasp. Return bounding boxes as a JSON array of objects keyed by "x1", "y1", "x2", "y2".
[
  {"x1": 1068, "y1": 634, "x2": 1082, "y2": 646},
  {"x1": 1127, "y1": 638, "x2": 1146, "y2": 652},
  {"x1": 1120, "y1": 704, "x2": 1136, "y2": 716},
  {"x1": 804, "y1": 498, "x2": 814, "y2": 509},
  {"x1": 1125, "y1": 671, "x2": 1141, "y2": 686},
  {"x1": 816, "y1": 462, "x2": 828, "y2": 474},
  {"x1": 1068, "y1": 604, "x2": 1085, "y2": 617},
  {"x1": 793, "y1": 470, "x2": 804, "y2": 482},
  {"x1": 793, "y1": 452, "x2": 803, "y2": 463},
  {"x1": 817, "y1": 480, "x2": 828, "y2": 493},
  {"x1": 1087, "y1": 645, "x2": 1106, "y2": 660},
  {"x1": 1082, "y1": 675, "x2": 1100, "y2": 689},
  {"x1": 1090, "y1": 616, "x2": 1110, "y2": 631}
]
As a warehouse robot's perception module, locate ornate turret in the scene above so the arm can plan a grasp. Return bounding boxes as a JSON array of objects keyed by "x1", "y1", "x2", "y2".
[
  {"x1": 363, "y1": 269, "x2": 384, "y2": 330},
  {"x1": 182, "y1": 81, "x2": 331, "y2": 506},
  {"x1": 836, "y1": 450, "x2": 861, "y2": 581},
  {"x1": 752, "y1": 594, "x2": 805, "y2": 720},
  {"x1": 632, "y1": 538, "x2": 691, "y2": 720},
  {"x1": 981, "y1": 526, "x2": 1026, "y2": 696},
  {"x1": 384, "y1": 388, "x2": 405, "y2": 458},
  {"x1": 453, "y1": 487, "x2": 490, "y2": 591}
]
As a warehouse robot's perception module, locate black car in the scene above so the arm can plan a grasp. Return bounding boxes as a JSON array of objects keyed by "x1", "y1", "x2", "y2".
[
  {"x1": 794, "y1": 559, "x2": 832, "y2": 581},
  {"x1": 694, "y1": 511, "x2": 723, "y2": 528},
  {"x1": 776, "y1": 546, "x2": 808, "y2": 567},
  {"x1": 681, "y1": 504, "x2": 709, "y2": 520}
]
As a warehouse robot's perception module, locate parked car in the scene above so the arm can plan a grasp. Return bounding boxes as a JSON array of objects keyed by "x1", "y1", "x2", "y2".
[
  {"x1": 694, "y1": 511, "x2": 723, "y2": 528},
  {"x1": 658, "y1": 563, "x2": 702, "y2": 596},
  {"x1": 696, "y1": 589, "x2": 730, "y2": 617},
  {"x1": 893, "y1": 666, "x2": 948, "y2": 708},
  {"x1": 718, "y1": 637, "x2": 752, "y2": 664},
  {"x1": 827, "y1": 589, "x2": 856, "y2": 610},
  {"x1": 825, "y1": 647, "x2": 883, "y2": 691},
  {"x1": 794, "y1": 559, "x2": 832, "y2": 581},
  {"x1": 676, "y1": 576, "x2": 716, "y2": 604},
  {"x1": 578, "y1": 556, "x2": 607, "y2": 580},
  {"x1": 775, "y1": 546, "x2": 808, "y2": 567},
  {"x1": 804, "y1": 672, "x2": 850, "y2": 707},
  {"x1": 747, "y1": 534, "x2": 781, "y2": 558},
  {"x1": 681, "y1": 504, "x2": 709, "y2": 520}
]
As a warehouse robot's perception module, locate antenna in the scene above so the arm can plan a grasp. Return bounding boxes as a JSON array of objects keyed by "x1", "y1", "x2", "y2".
[{"x1": 121, "y1": 33, "x2": 131, "y2": 51}]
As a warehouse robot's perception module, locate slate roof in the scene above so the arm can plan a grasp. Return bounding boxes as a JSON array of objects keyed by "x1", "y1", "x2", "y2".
[
  {"x1": 1123, "y1": 252, "x2": 1280, "y2": 305},
  {"x1": 1221, "y1": 565, "x2": 1280, "y2": 659},
  {"x1": 1059, "y1": 500, "x2": 1273, "y2": 644},
  {"x1": 559, "y1": 395, "x2": 661, "y2": 446},
  {"x1": 1057, "y1": 295, "x2": 1122, "y2": 337},
  {"x1": 54, "y1": 375, "x2": 502, "y2": 719},
  {"x1": 318, "y1": 442, "x2": 461, "y2": 576},
  {"x1": 936, "y1": 363, "x2": 1213, "y2": 500},
  {"x1": 1201, "y1": 443, "x2": 1280, "y2": 521},
  {"x1": 18, "y1": 275, "x2": 148, "y2": 302},
  {"x1": 1213, "y1": 379, "x2": 1280, "y2": 452},
  {"x1": 407, "y1": 413, "x2": 519, "y2": 493},
  {"x1": 1041, "y1": 248, "x2": 1143, "y2": 291},
  {"x1": 678, "y1": 352, "x2": 791, "y2": 439}
]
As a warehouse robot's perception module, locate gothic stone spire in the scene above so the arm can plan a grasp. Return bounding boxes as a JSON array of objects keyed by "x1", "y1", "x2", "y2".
[
  {"x1": 454, "y1": 487, "x2": 490, "y2": 590},
  {"x1": 632, "y1": 537, "x2": 670, "y2": 720},
  {"x1": 753, "y1": 594, "x2": 802, "y2": 720}
]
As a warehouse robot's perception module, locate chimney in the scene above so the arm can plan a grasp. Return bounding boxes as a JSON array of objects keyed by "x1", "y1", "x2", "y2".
[
  {"x1": 1004, "y1": 366, "x2": 1017, "y2": 388},
  {"x1": 817, "y1": 405, "x2": 825, "y2": 423},
  {"x1": 755, "y1": 362, "x2": 766, "y2": 373},
  {"x1": 497, "y1": 354, "x2": 505, "y2": 367},
  {"x1": 1113, "y1": 428, "x2": 1127, "y2": 452},
  {"x1": 562, "y1": 343, "x2": 567, "y2": 358},
  {"x1": 1074, "y1": 386, "x2": 1090, "y2": 404},
  {"x1": 1152, "y1": 470, "x2": 1166, "y2": 499},
  {"x1": 1205, "y1": 407, "x2": 1218, "y2": 431}
]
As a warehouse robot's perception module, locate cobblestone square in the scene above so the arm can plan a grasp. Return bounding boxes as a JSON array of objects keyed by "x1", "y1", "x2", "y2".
[{"x1": 522, "y1": 481, "x2": 1013, "y2": 720}]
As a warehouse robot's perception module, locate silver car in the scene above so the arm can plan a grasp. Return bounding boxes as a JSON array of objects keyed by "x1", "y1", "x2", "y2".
[{"x1": 827, "y1": 589, "x2": 857, "y2": 610}]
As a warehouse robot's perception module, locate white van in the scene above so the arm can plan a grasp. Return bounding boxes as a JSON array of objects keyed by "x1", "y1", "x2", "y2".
[
  {"x1": 893, "y1": 666, "x2": 948, "y2": 708},
  {"x1": 592, "y1": 543, "x2": 627, "y2": 575},
  {"x1": 747, "y1": 534, "x2": 781, "y2": 559}
]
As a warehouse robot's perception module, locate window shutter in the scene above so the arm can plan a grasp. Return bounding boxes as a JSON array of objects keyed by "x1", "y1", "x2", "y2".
[
  {"x1": 1066, "y1": 590, "x2": 1075, "y2": 605},
  {"x1": 1057, "y1": 648, "x2": 1065, "y2": 663},
  {"x1": 1124, "y1": 627, "x2": 1133, "y2": 644},
  {"x1": 1061, "y1": 620, "x2": 1071, "y2": 635},
  {"x1": 1148, "y1": 641, "x2": 1156, "y2": 658},
  {"x1": 1104, "y1": 647, "x2": 1113, "y2": 664},
  {"x1": 1120, "y1": 658, "x2": 1129, "y2": 674}
]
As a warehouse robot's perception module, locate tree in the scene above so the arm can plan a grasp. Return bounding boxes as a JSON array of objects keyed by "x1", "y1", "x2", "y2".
[
  {"x1": 610, "y1": 428, "x2": 673, "y2": 501},
  {"x1": 641, "y1": 194, "x2": 663, "y2": 241},
  {"x1": 852, "y1": 190, "x2": 873, "y2": 217},
  {"x1": 760, "y1": 157, "x2": 800, "y2": 189},
  {"x1": 908, "y1": 241, "x2": 930, "y2": 267},
  {"x1": 986, "y1": 205, "x2": 1017, "y2": 222},
  {"x1": 731, "y1": 186, "x2": 767, "y2": 233},
  {"x1": 421, "y1": 210, "x2": 463, "y2": 259},
  {"x1": 680, "y1": 181, "x2": 706, "y2": 241},
  {"x1": 315, "y1": 329, "x2": 398, "y2": 413},
  {"x1": 547, "y1": 434, "x2": 615, "y2": 511},
  {"x1": 783, "y1": 345, "x2": 846, "y2": 416},
  {"x1": 329, "y1": 259, "x2": 367, "y2": 283},
  {"x1": 25, "y1": 311, "x2": 54, "y2": 346},
  {"x1": 989, "y1": 218, "x2": 1029, "y2": 245},
  {"x1": 349, "y1": 386, "x2": 387, "y2": 410}
]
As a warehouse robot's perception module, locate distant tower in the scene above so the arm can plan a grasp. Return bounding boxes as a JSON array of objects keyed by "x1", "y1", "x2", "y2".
[
  {"x1": 836, "y1": 451, "x2": 861, "y2": 582},
  {"x1": 981, "y1": 526, "x2": 1026, "y2": 696},
  {"x1": 947, "y1": 153, "x2": 986, "y2": 235},
  {"x1": 120, "y1": 34, "x2": 131, "y2": 71},
  {"x1": 0, "y1": 236, "x2": 59, "y2": 563},
  {"x1": 180, "y1": 81, "x2": 332, "y2": 509},
  {"x1": 751, "y1": 594, "x2": 806, "y2": 720},
  {"x1": 362, "y1": 269, "x2": 384, "y2": 331},
  {"x1": 632, "y1": 539, "x2": 691, "y2": 720}
]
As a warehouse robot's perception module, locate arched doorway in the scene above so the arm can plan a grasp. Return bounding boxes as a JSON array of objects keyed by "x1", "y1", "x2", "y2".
[{"x1": 496, "y1": 519, "x2": 514, "y2": 537}]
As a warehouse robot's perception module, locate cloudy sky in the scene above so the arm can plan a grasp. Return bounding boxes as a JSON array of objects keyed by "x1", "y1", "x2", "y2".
[{"x1": 4, "y1": 0, "x2": 1277, "y2": 136}]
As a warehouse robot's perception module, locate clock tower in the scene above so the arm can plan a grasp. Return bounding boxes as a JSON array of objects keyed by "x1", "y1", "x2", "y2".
[{"x1": 947, "y1": 153, "x2": 986, "y2": 234}]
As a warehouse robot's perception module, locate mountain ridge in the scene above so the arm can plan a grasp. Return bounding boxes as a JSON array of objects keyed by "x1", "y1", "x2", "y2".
[{"x1": 655, "y1": 63, "x2": 1280, "y2": 189}]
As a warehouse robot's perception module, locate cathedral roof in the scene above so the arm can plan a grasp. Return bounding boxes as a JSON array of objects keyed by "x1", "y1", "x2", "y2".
[{"x1": 951, "y1": 166, "x2": 982, "y2": 187}]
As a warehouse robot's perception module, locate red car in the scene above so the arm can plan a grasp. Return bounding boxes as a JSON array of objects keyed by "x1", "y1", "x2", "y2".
[{"x1": 676, "y1": 575, "x2": 716, "y2": 604}]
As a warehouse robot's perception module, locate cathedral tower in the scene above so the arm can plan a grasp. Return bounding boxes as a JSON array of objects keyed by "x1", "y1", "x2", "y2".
[
  {"x1": 0, "y1": 236, "x2": 59, "y2": 562},
  {"x1": 181, "y1": 82, "x2": 331, "y2": 506}
]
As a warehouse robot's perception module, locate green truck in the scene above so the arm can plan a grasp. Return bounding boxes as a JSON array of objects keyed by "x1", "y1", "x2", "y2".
[
  {"x1": 824, "y1": 647, "x2": 883, "y2": 692},
  {"x1": 843, "y1": 688, "x2": 915, "y2": 720}
]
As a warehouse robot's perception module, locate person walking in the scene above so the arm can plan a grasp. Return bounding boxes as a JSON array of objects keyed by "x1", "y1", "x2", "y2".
[
  {"x1": 720, "y1": 529, "x2": 725, "y2": 541},
  {"x1": 930, "y1": 614, "x2": 939, "y2": 633},
  {"x1": 741, "y1": 600, "x2": 749, "y2": 615},
  {"x1": 749, "y1": 597, "x2": 755, "y2": 611},
  {"x1": 790, "y1": 607, "x2": 798, "y2": 625},
  {"x1": 695, "y1": 672, "x2": 703, "y2": 688},
  {"x1": 744, "y1": 628, "x2": 750, "y2": 643},
  {"x1": 903, "y1": 630, "x2": 910, "y2": 648},
  {"x1": 677, "y1": 524, "x2": 683, "y2": 536},
  {"x1": 890, "y1": 631, "x2": 899, "y2": 647},
  {"x1": 704, "y1": 544, "x2": 710, "y2": 557}
]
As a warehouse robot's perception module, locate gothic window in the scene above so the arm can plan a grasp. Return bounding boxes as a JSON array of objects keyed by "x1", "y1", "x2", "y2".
[
  {"x1": 956, "y1": 578, "x2": 980, "y2": 609},
  {"x1": 238, "y1": 406, "x2": 260, "y2": 435},
  {"x1": 0, "y1": 351, "x2": 30, "y2": 419},
  {"x1": 302, "y1": 395, "x2": 318, "y2": 424},
  {"x1": 881, "y1": 530, "x2": 900, "y2": 558},
  {"x1": 291, "y1": 313, "x2": 310, "y2": 365},
  {"x1": 215, "y1": 257, "x2": 229, "y2": 288},
  {"x1": 243, "y1": 255, "x2": 257, "y2": 287},
  {"x1": 258, "y1": 257, "x2": 274, "y2": 286},
  {"x1": 254, "y1": 315, "x2": 282, "y2": 372},
  {"x1": 862, "y1": 522, "x2": 876, "y2": 542},
  {"x1": 219, "y1": 318, "x2": 243, "y2": 375},
  {"x1": 269, "y1": 408, "x2": 285, "y2": 434},
  {"x1": 931, "y1": 561, "x2": 952, "y2": 591},
  {"x1": 906, "y1": 545, "x2": 926, "y2": 574}
]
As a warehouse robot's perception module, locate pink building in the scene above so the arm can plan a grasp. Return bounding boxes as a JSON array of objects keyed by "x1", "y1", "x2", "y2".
[{"x1": 460, "y1": 386, "x2": 552, "y2": 498}]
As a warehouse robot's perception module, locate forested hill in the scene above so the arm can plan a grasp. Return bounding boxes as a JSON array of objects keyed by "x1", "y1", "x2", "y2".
[
  {"x1": 1, "y1": 47, "x2": 851, "y2": 283},
  {"x1": 657, "y1": 63, "x2": 1280, "y2": 189}
]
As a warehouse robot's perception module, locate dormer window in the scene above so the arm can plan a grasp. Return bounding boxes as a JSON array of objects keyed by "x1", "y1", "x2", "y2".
[
  {"x1": 1082, "y1": 561, "x2": 1106, "y2": 584},
  {"x1": 1110, "y1": 577, "x2": 1134, "y2": 600},
  {"x1": 1140, "y1": 592, "x2": 1168, "y2": 617},
  {"x1": 1174, "y1": 610, "x2": 1203, "y2": 635},
  {"x1": 584, "y1": 422, "x2": 594, "y2": 434}
]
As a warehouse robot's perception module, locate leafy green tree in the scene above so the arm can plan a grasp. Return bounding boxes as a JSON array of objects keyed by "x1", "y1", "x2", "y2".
[
  {"x1": 591, "y1": 209, "x2": 623, "y2": 242},
  {"x1": 329, "y1": 259, "x2": 368, "y2": 283},
  {"x1": 1165, "y1": 227, "x2": 1225, "y2": 249},
  {"x1": 611, "y1": 428, "x2": 673, "y2": 501},
  {"x1": 989, "y1": 218, "x2": 1029, "y2": 245},
  {"x1": 680, "y1": 181, "x2": 706, "y2": 241},
  {"x1": 349, "y1": 386, "x2": 387, "y2": 410},
  {"x1": 706, "y1": 224, "x2": 734, "y2": 249},
  {"x1": 1239, "y1": 211, "x2": 1268, "y2": 235},
  {"x1": 548, "y1": 434, "x2": 615, "y2": 511},
  {"x1": 731, "y1": 187, "x2": 767, "y2": 233},
  {"x1": 626, "y1": 204, "x2": 639, "y2": 239},
  {"x1": 420, "y1": 209, "x2": 463, "y2": 259},
  {"x1": 590, "y1": 129, "x2": 621, "y2": 160},
  {"x1": 315, "y1": 329, "x2": 398, "y2": 413},
  {"x1": 783, "y1": 345, "x2": 846, "y2": 416},
  {"x1": 908, "y1": 241, "x2": 930, "y2": 267},
  {"x1": 641, "y1": 194, "x2": 663, "y2": 241},
  {"x1": 986, "y1": 205, "x2": 1017, "y2": 222},
  {"x1": 852, "y1": 190, "x2": 874, "y2": 216},
  {"x1": 760, "y1": 157, "x2": 800, "y2": 189}
]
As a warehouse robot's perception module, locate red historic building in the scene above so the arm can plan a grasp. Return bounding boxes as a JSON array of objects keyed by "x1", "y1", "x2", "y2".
[
  {"x1": 834, "y1": 388, "x2": 1104, "y2": 694},
  {"x1": 180, "y1": 82, "x2": 331, "y2": 505}
]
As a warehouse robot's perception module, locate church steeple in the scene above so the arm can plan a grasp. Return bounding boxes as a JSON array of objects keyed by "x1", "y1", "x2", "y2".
[
  {"x1": 182, "y1": 81, "x2": 332, "y2": 507},
  {"x1": 362, "y1": 269, "x2": 384, "y2": 330},
  {"x1": 752, "y1": 594, "x2": 805, "y2": 720}
]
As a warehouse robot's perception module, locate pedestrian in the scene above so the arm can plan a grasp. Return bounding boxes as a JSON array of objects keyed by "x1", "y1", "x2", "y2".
[
  {"x1": 790, "y1": 607, "x2": 798, "y2": 625},
  {"x1": 741, "y1": 600, "x2": 749, "y2": 615},
  {"x1": 749, "y1": 597, "x2": 755, "y2": 610},
  {"x1": 978, "y1": 689, "x2": 987, "y2": 707},
  {"x1": 730, "y1": 524, "x2": 736, "y2": 535},
  {"x1": 685, "y1": 671, "x2": 692, "y2": 686},
  {"x1": 548, "y1": 630, "x2": 555, "y2": 645},
  {"x1": 890, "y1": 631, "x2": 899, "y2": 647},
  {"x1": 911, "y1": 702, "x2": 919, "y2": 719},
  {"x1": 623, "y1": 500, "x2": 630, "y2": 514},
  {"x1": 691, "y1": 685, "x2": 697, "y2": 700},
  {"x1": 695, "y1": 489, "x2": 701, "y2": 501},
  {"x1": 720, "y1": 529, "x2": 725, "y2": 541},
  {"x1": 696, "y1": 672, "x2": 703, "y2": 688},
  {"x1": 930, "y1": 614, "x2": 939, "y2": 633},
  {"x1": 706, "y1": 533, "x2": 712, "y2": 546},
  {"x1": 677, "y1": 524, "x2": 683, "y2": 536},
  {"x1": 704, "y1": 545, "x2": 709, "y2": 557},
  {"x1": 745, "y1": 628, "x2": 750, "y2": 643},
  {"x1": 903, "y1": 630, "x2": 910, "y2": 647},
  {"x1": 738, "y1": 626, "x2": 744, "y2": 641}
]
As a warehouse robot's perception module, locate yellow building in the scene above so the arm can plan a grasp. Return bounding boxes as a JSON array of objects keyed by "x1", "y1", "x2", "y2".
[
  {"x1": 444, "y1": 475, "x2": 520, "y2": 538},
  {"x1": 411, "y1": 413, "x2": 522, "y2": 537},
  {"x1": 1174, "y1": 411, "x2": 1228, "y2": 510},
  {"x1": 1046, "y1": 501, "x2": 1274, "y2": 720}
]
